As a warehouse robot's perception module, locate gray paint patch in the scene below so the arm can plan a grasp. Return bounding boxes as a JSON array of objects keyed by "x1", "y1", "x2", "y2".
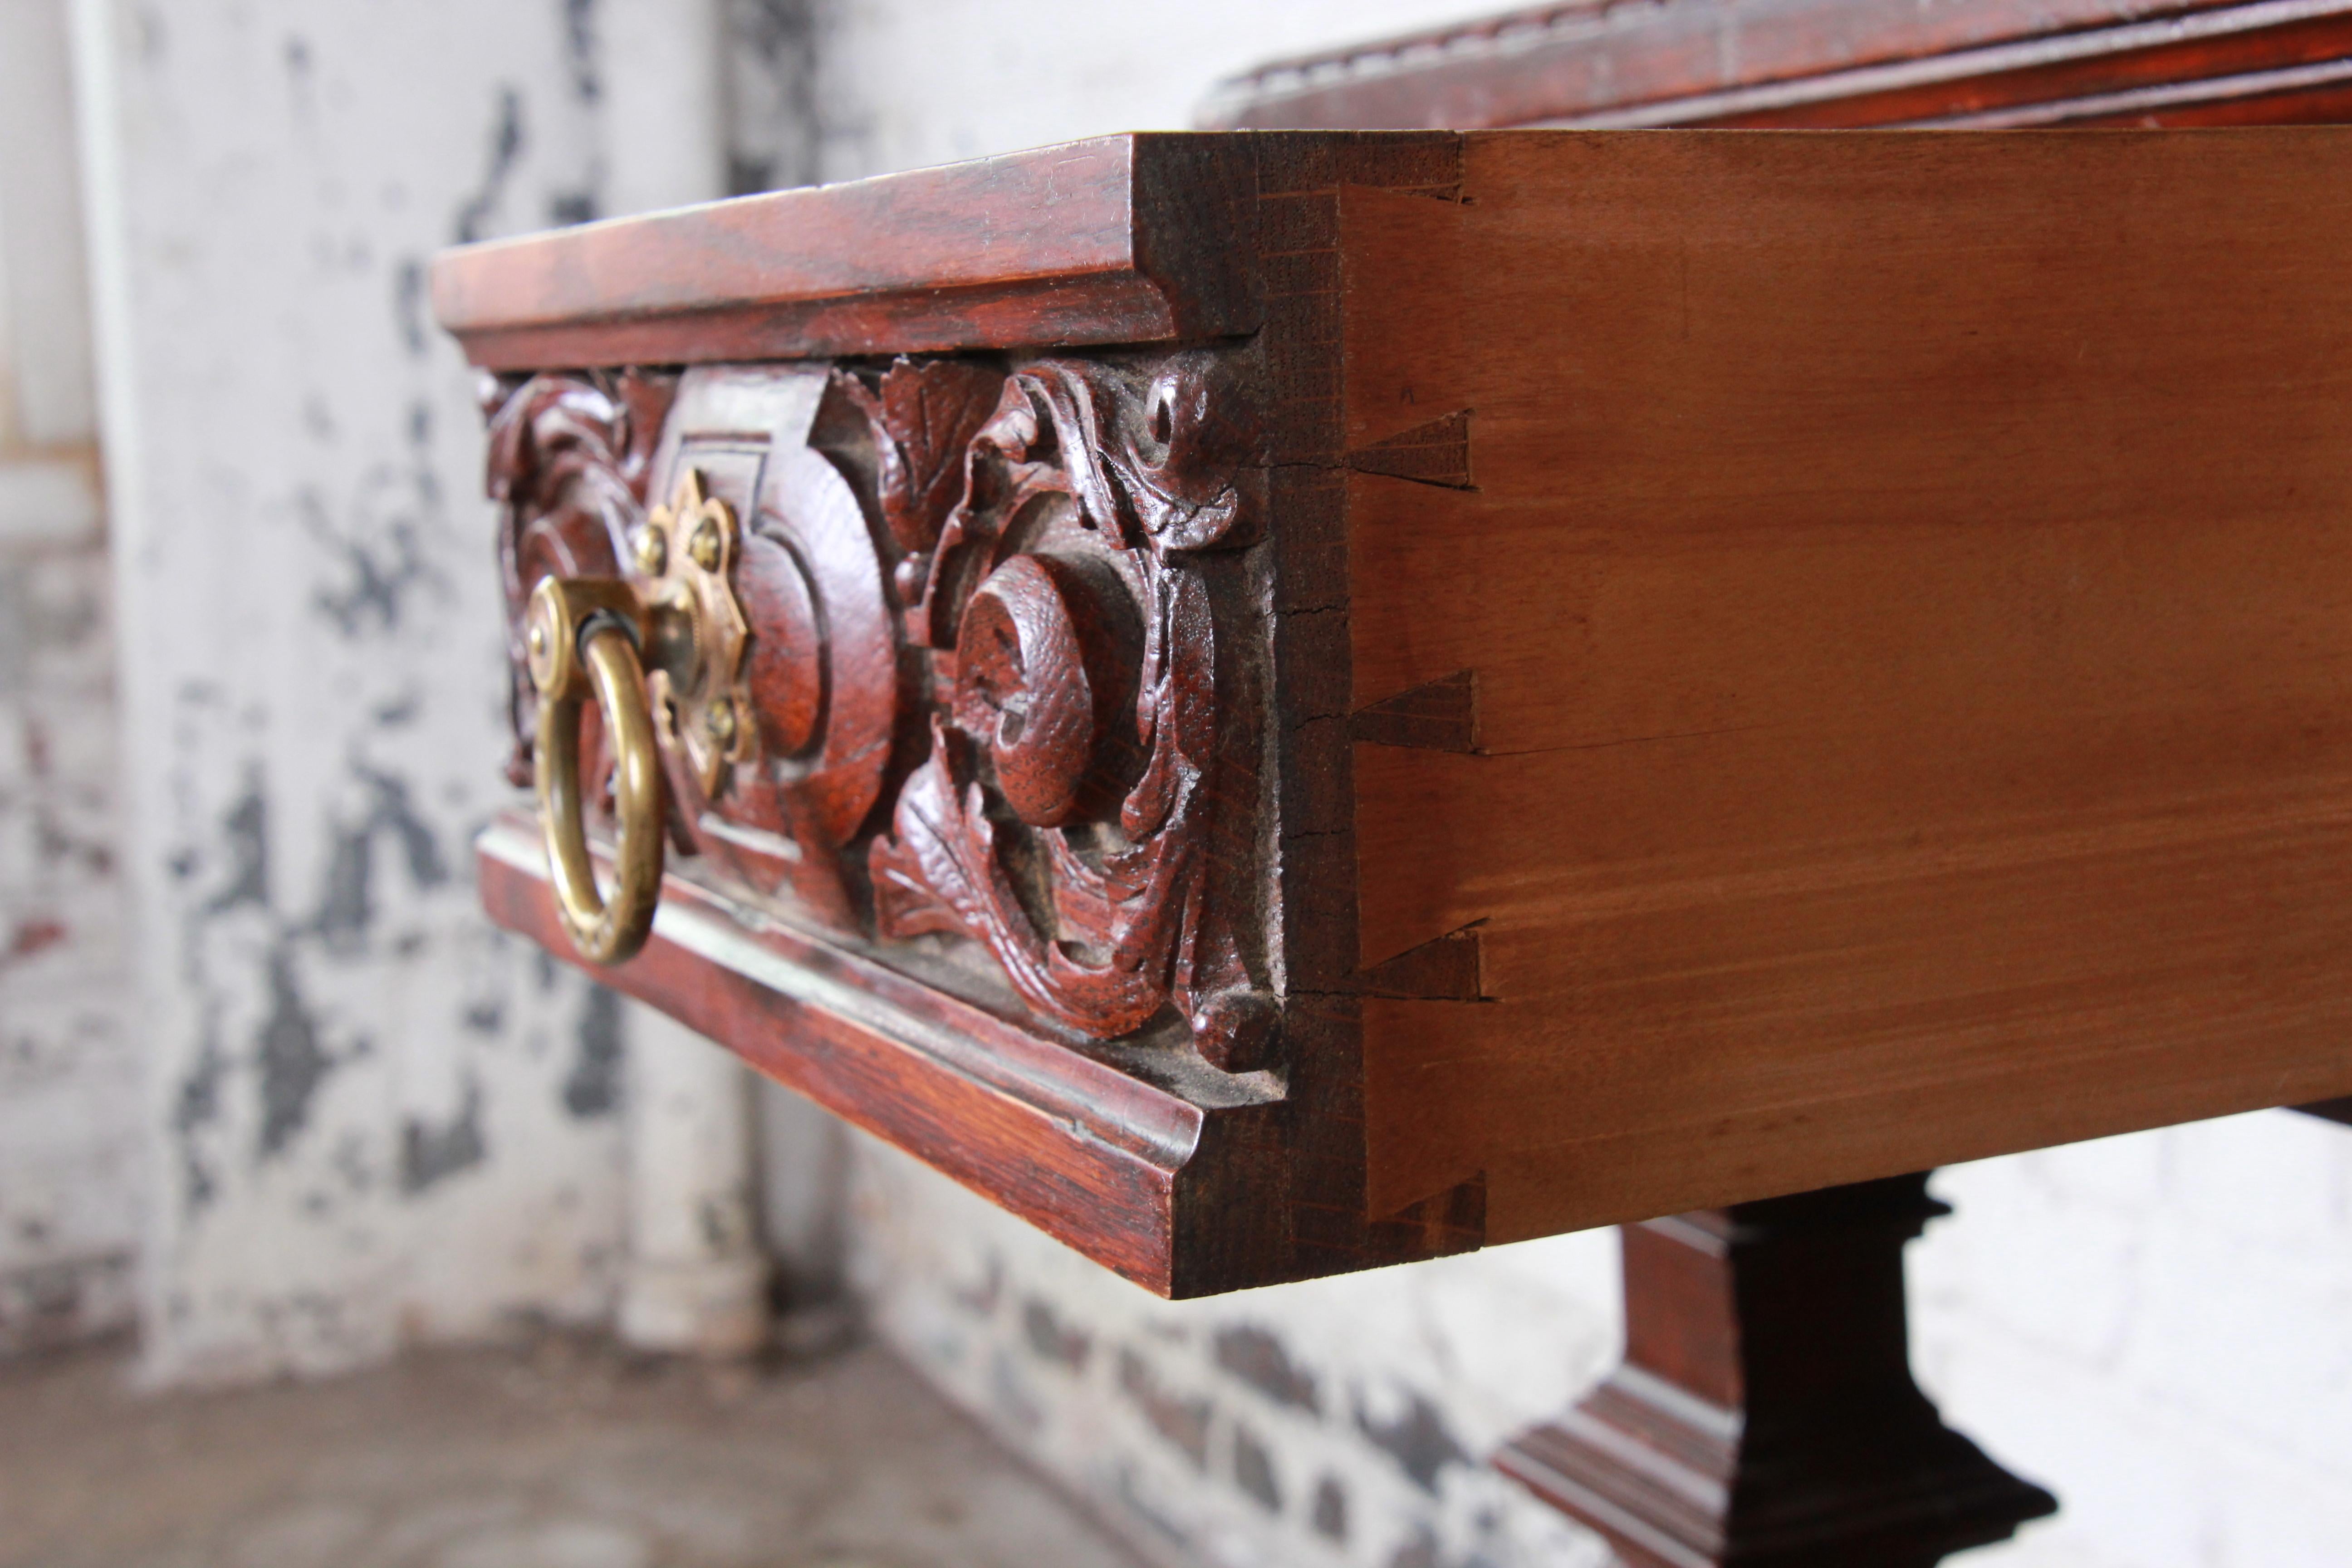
[
  {"x1": 951, "y1": 1252, "x2": 1004, "y2": 1318},
  {"x1": 1312, "y1": 1475, "x2": 1349, "y2": 1542},
  {"x1": 1117, "y1": 1347, "x2": 1210, "y2": 1469},
  {"x1": 401, "y1": 1079, "x2": 487, "y2": 1194},
  {"x1": 207, "y1": 772, "x2": 271, "y2": 914},
  {"x1": 453, "y1": 85, "x2": 524, "y2": 244},
  {"x1": 1020, "y1": 1298, "x2": 1091, "y2": 1371},
  {"x1": 723, "y1": 0, "x2": 823, "y2": 195},
  {"x1": 546, "y1": 0, "x2": 599, "y2": 229},
  {"x1": 309, "y1": 505, "x2": 444, "y2": 637},
  {"x1": 1213, "y1": 1323, "x2": 1321, "y2": 1414},
  {"x1": 171, "y1": 1024, "x2": 228, "y2": 1211},
  {"x1": 0, "y1": 565, "x2": 100, "y2": 697},
  {"x1": 312, "y1": 827, "x2": 373, "y2": 951},
  {"x1": 562, "y1": 984, "x2": 623, "y2": 1117},
  {"x1": 0, "y1": 1253, "x2": 136, "y2": 1355},
  {"x1": 561, "y1": 0, "x2": 600, "y2": 103},
  {"x1": 256, "y1": 950, "x2": 333, "y2": 1160},
  {"x1": 314, "y1": 765, "x2": 451, "y2": 951},
  {"x1": 1232, "y1": 1423, "x2": 1282, "y2": 1513},
  {"x1": 1357, "y1": 1391, "x2": 1470, "y2": 1496},
  {"x1": 392, "y1": 258, "x2": 428, "y2": 356}
]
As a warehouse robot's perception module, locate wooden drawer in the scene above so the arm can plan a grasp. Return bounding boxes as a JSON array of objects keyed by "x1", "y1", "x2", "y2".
[{"x1": 436, "y1": 127, "x2": 2352, "y2": 1296}]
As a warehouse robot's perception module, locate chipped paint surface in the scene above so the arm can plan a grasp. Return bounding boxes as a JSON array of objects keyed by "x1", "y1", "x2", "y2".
[{"x1": 80, "y1": 1, "x2": 636, "y2": 1383}]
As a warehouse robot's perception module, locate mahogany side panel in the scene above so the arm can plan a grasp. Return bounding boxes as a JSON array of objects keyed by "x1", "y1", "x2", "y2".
[
  {"x1": 433, "y1": 136, "x2": 1257, "y2": 371},
  {"x1": 1345, "y1": 130, "x2": 2352, "y2": 1238}
]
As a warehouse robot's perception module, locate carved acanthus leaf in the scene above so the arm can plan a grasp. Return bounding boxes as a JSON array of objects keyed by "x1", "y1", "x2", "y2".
[{"x1": 834, "y1": 358, "x2": 1005, "y2": 557}]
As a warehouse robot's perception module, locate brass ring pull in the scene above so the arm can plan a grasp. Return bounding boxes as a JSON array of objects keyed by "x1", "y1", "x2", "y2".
[{"x1": 527, "y1": 578, "x2": 664, "y2": 965}]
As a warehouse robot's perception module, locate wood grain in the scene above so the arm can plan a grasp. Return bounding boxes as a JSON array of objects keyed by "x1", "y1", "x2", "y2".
[{"x1": 1344, "y1": 130, "x2": 2352, "y2": 1236}]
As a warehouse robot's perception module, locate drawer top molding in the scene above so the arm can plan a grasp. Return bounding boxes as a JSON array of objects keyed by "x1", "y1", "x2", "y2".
[{"x1": 431, "y1": 132, "x2": 1309, "y2": 370}]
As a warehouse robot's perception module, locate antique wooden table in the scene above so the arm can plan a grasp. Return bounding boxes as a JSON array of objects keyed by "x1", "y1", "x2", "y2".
[{"x1": 434, "y1": 4, "x2": 2352, "y2": 1563}]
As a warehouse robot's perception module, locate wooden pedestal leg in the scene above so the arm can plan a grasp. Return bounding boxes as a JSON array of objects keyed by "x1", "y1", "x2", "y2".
[{"x1": 1494, "y1": 1173, "x2": 2054, "y2": 1568}]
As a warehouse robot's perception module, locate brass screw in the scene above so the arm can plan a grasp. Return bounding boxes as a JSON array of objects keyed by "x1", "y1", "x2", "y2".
[
  {"x1": 527, "y1": 622, "x2": 547, "y2": 659},
  {"x1": 688, "y1": 518, "x2": 724, "y2": 572},
  {"x1": 707, "y1": 697, "x2": 738, "y2": 751},
  {"x1": 634, "y1": 524, "x2": 667, "y2": 577}
]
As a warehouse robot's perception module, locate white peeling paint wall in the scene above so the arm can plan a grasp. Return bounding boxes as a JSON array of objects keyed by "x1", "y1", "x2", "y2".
[
  {"x1": 797, "y1": 5, "x2": 2352, "y2": 1567},
  {"x1": 68, "y1": 0, "x2": 650, "y2": 1383}
]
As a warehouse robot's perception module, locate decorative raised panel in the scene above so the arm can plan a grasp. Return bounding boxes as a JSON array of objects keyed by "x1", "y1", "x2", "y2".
[{"x1": 484, "y1": 351, "x2": 1275, "y2": 1069}]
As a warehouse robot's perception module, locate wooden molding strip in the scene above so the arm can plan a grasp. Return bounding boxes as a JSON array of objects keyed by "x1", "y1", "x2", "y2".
[
  {"x1": 432, "y1": 135, "x2": 1257, "y2": 370},
  {"x1": 475, "y1": 811, "x2": 1289, "y2": 1295}
]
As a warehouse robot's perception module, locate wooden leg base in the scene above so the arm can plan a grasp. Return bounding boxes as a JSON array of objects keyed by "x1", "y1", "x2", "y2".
[{"x1": 1495, "y1": 1174, "x2": 2054, "y2": 1568}]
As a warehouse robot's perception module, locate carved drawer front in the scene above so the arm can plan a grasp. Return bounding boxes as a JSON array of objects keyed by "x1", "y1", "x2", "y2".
[{"x1": 440, "y1": 128, "x2": 2352, "y2": 1296}]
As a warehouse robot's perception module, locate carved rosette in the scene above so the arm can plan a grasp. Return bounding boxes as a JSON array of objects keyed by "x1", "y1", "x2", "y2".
[{"x1": 849, "y1": 355, "x2": 1273, "y2": 1068}]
